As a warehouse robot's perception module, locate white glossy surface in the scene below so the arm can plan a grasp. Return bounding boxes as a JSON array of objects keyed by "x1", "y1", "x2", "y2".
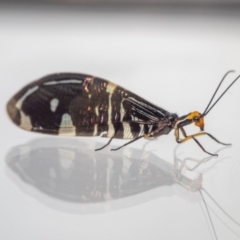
[{"x1": 1, "y1": 4, "x2": 240, "y2": 240}]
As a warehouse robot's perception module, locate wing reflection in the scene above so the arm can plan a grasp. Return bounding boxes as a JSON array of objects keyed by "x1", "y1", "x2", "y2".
[{"x1": 5, "y1": 138, "x2": 217, "y2": 213}]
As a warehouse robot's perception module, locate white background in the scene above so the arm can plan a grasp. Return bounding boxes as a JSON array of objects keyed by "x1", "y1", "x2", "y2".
[{"x1": 1, "y1": 4, "x2": 240, "y2": 240}]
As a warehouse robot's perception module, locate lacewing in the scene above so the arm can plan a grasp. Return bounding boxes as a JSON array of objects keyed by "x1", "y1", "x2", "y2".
[{"x1": 7, "y1": 71, "x2": 239, "y2": 156}]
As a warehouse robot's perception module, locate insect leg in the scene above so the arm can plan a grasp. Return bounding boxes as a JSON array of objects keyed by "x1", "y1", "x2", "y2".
[
  {"x1": 95, "y1": 124, "x2": 121, "y2": 151},
  {"x1": 192, "y1": 137, "x2": 218, "y2": 157},
  {"x1": 177, "y1": 128, "x2": 231, "y2": 146},
  {"x1": 175, "y1": 128, "x2": 230, "y2": 156},
  {"x1": 111, "y1": 135, "x2": 144, "y2": 151},
  {"x1": 203, "y1": 132, "x2": 231, "y2": 146},
  {"x1": 180, "y1": 127, "x2": 187, "y2": 137},
  {"x1": 95, "y1": 137, "x2": 115, "y2": 151},
  {"x1": 179, "y1": 128, "x2": 215, "y2": 156}
]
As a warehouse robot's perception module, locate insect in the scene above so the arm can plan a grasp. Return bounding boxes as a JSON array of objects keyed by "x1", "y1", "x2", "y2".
[{"x1": 7, "y1": 71, "x2": 239, "y2": 156}]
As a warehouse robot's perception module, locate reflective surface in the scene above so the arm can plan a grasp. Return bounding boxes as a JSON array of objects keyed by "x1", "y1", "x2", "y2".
[
  {"x1": 4, "y1": 138, "x2": 240, "y2": 239},
  {"x1": 6, "y1": 138, "x2": 203, "y2": 213}
]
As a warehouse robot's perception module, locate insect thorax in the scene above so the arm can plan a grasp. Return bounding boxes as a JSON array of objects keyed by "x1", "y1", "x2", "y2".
[{"x1": 146, "y1": 113, "x2": 178, "y2": 138}]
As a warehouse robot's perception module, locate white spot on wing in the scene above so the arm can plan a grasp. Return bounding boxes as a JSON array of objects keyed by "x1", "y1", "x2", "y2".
[
  {"x1": 59, "y1": 113, "x2": 76, "y2": 136},
  {"x1": 19, "y1": 111, "x2": 32, "y2": 131},
  {"x1": 50, "y1": 98, "x2": 59, "y2": 112},
  {"x1": 16, "y1": 86, "x2": 39, "y2": 109},
  {"x1": 44, "y1": 79, "x2": 82, "y2": 86}
]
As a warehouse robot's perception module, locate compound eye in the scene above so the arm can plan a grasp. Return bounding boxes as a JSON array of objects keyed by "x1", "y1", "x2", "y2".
[{"x1": 193, "y1": 116, "x2": 200, "y2": 122}]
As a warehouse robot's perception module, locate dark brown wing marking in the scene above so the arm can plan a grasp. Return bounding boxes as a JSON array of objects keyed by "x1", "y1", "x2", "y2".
[{"x1": 7, "y1": 73, "x2": 170, "y2": 139}]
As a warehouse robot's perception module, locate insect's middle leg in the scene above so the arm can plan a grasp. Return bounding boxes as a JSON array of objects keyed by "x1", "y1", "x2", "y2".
[
  {"x1": 111, "y1": 135, "x2": 144, "y2": 151},
  {"x1": 95, "y1": 137, "x2": 115, "y2": 151}
]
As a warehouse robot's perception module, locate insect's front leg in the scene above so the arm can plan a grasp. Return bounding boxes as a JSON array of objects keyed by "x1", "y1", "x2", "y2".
[
  {"x1": 175, "y1": 127, "x2": 231, "y2": 156},
  {"x1": 178, "y1": 127, "x2": 187, "y2": 138},
  {"x1": 177, "y1": 128, "x2": 231, "y2": 146}
]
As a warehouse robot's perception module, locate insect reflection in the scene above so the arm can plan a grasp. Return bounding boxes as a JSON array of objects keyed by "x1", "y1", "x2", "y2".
[{"x1": 5, "y1": 138, "x2": 240, "y2": 239}]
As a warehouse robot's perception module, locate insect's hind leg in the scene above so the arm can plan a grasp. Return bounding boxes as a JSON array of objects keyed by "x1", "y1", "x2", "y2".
[
  {"x1": 95, "y1": 136, "x2": 115, "y2": 151},
  {"x1": 111, "y1": 135, "x2": 144, "y2": 151},
  {"x1": 95, "y1": 124, "x2": 121, "y2": 151}
]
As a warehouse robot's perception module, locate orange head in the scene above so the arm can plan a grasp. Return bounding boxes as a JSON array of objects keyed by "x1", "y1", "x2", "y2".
[{"x1": 187, "y1": 111, "x2": 204, "y2": 131}]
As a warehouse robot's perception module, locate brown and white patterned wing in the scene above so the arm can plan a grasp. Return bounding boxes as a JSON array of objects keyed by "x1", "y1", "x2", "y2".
[{"x1": 7, "y1": 73, "x2": 169, "y2": 139}]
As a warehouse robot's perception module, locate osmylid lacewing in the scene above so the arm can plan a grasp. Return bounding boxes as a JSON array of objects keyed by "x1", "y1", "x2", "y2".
[{"x1": 6, "y1": 71, "x2": 239, "y2": 156}]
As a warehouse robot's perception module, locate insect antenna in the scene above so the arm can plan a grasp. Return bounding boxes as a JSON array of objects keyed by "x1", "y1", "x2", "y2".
[{"x1": 201, "y1": 71, "x2": 240, "y2": 117}]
